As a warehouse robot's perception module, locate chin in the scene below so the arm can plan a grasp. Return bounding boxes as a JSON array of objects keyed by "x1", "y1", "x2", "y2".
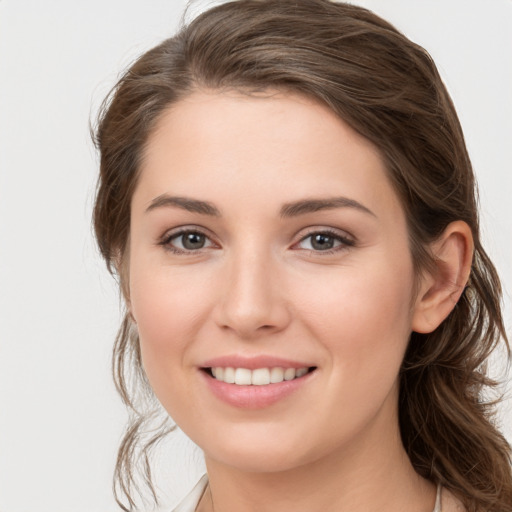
[
  {"x1": 198, "y1": 424, "x2": 333, "y2": 474},
  {"x1": 207, "y1": 445, "x2": 312, "y2": 474}
]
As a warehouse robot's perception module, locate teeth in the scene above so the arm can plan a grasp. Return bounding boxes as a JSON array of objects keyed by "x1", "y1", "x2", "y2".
[
  {"x1": 211, "y1": 366, "x2": 310, "y2": 385},
  {"x1": 284, "y1": 368, "x2": 296, "y2": 381},
  {"x1": 251, "y1": 368, "x2": 270, "y2": 386},
  {"x1": 295, "y1": 367, "x2": 308, "y2": 378},
  {"x1": 270, "y1": 367, "x2": 284, "y2": 383},
  {"x1": 223, "y1": 367, "x2": 235, "y2": 384},
  {"x1": 235, "y1": 368, "x2": 252, "y2": 385}
]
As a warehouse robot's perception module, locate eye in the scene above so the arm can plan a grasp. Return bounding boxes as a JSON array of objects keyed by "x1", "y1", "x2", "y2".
[
  {"x1": 160, "y1": 229, "x2": 215, "y2": 253},
  {"x1": 295, "y1": 230, "x2": 354, "y2": 253}
]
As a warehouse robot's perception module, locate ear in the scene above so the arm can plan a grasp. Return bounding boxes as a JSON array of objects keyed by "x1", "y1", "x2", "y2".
[{"x1": 412, "y1": 221, "x2": 474, "y2": 334}]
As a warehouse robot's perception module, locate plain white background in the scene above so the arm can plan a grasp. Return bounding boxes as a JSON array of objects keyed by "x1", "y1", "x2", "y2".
[{"x1": 0, "y1": 1, "x2": 510, "y2": 511}]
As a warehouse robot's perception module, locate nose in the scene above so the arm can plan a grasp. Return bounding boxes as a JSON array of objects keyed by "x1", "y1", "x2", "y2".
[{"x1": 213, "y1": 248, "x2": 292, "y2": 340}]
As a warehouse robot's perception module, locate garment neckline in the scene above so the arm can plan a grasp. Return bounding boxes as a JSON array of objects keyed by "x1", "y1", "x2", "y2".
[
  {"x1": 172, "y1": 475, "x2": 443, "y2": 512},
  {"x1": 433, "y1": 483, "x2": 443, "y2": 512}
]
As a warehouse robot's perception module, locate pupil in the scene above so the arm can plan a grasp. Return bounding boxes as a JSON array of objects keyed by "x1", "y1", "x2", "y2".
[
  {"x1": 312, "y1": 234, "x2": 334, "y2": 250},
  {"x1": 183, "y1": 232, "x2": 205, "y2": 250}
]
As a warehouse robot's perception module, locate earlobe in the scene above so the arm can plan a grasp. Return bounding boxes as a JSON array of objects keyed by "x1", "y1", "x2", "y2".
[{"x1": 412, "y1": 221, "x2": 474, "y2": 334}]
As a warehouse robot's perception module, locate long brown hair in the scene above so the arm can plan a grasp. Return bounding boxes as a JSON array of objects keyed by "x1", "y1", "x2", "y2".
[{"x1": 92, "y1": 1, "x2": 512, "y2": 510}]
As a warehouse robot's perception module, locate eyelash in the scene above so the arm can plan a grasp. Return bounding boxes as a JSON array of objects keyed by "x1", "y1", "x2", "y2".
[
  {"x1": 158, "y1": 228, "x2": 216, "y2": 255},
  {"x1": 295, "y1": 228, "x2": 355, "y2": 255},
  {"x1": 158, "y1": 227, "x2": 355, "y2": 256}
]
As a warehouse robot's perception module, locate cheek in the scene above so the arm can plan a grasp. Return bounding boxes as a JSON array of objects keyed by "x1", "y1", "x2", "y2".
[
  {"x1": 296, "y1": 257, "x2": 415, "y2": 381},
  {"x1": 287, "y1": 263, "x2": 415, "y2": 446},
  {"x1": 128, "y1": 257, "x2": 212, "y2": 392}
]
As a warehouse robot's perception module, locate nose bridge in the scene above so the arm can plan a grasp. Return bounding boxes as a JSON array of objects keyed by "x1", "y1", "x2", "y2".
[{"x1": 216, "y1": 239, "x2": 289, "y2": 337}]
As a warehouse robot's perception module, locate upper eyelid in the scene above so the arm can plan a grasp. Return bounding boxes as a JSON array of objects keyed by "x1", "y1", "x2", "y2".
[
  {"x1": 291, "y1": 227, "x2": 357, "y2": 254},
  {"x1": 156, "y1": 229, "x2": 214, "y2": 256},
  {"x1": 160, "y1": 225, "x2": 216, "y2": 242},
  {"x1": 295, "y1": 226, "x2": 355, "y2": 242},
  {"x1": 159, "y1": 228, "x2": 217, "y2": 255}
]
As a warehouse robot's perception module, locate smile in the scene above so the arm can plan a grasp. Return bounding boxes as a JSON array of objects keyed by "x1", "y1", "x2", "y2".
[
  {"x1": 200, "y1": 362, "x2": 317, "y2": 409},
  {"x1": 208, "y1": 366, "x2": 313, "y2": 385}
]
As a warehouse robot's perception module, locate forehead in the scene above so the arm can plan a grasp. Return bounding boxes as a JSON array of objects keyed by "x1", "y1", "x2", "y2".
[{"x1": 133, "y1": 90, "x2": 403, "y2": 221}]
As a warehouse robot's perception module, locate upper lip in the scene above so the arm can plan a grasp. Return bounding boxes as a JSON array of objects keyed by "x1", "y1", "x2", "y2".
[{"x1": 200, "y1": 355, "x2": 314, "y2": 370}]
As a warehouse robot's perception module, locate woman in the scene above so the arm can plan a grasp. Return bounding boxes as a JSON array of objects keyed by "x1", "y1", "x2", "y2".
[{"x1": 92, "y1": 1, "x2": 512, "y2": 511}]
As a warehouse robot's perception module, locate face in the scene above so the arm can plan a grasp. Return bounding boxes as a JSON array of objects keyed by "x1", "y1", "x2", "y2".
[{"x1": 129, "y1": 90, "x2": 420, "y2": 473}]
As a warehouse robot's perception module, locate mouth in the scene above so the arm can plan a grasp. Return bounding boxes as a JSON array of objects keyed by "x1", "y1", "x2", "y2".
[{"x1": 202, "y1": 366, "x2": 317, "y2": 385}]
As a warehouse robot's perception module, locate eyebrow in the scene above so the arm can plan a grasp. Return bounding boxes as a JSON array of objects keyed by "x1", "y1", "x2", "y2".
[
  {"x1": 145, "y1": 194, "x2": 375, "y2": 218},
  {"x1": 145, "y1": 195, "x2": 221, "y2": 216},
  {"x1": 280, "y1": 197, "x2": 376, "y2": 218}
]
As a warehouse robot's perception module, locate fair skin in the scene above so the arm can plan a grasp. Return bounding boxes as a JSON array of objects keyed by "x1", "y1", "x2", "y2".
[{"x1": 128, "y1": 90, "x2": 472, "y2": 512}]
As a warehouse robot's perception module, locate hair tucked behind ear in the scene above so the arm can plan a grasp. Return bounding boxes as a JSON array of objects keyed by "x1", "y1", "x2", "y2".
[{"x1": 93, "y1": 1, "x2": 511, "y2": 510}]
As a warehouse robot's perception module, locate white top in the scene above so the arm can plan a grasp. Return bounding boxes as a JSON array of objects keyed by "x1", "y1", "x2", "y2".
[
  {"x1": 171, "y1": 474, "x2": 443, "y2": 512},
  {"x1": 172, "y1": 474, "x2": 209, "y2": 512}
]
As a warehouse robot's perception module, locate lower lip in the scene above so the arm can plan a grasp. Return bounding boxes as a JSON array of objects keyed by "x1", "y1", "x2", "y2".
[{"x1": 200, "y1": 370, "x2": 315, "y2": 409}]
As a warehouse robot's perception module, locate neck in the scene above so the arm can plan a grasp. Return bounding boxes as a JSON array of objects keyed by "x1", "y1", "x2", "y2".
[{"x1": 197, "y1": 404, "x2": 436, "y2": 512}]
